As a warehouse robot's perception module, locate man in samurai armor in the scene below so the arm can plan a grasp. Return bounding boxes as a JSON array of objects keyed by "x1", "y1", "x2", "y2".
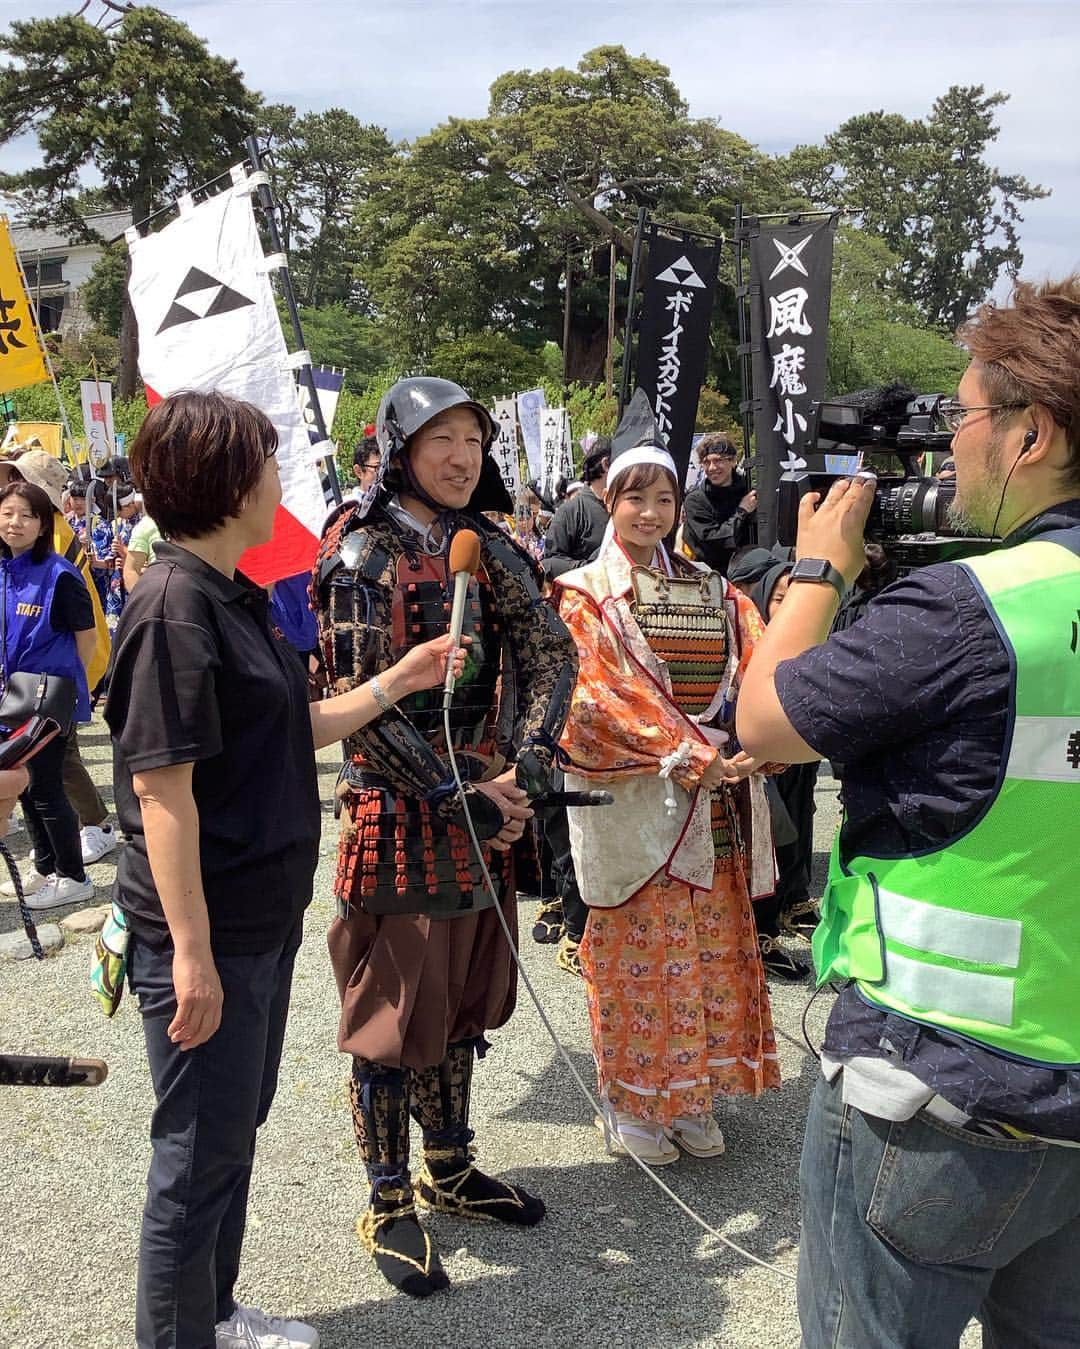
[{"x1": 312, "y1": 376, "x2": 577, "y2": 1297}]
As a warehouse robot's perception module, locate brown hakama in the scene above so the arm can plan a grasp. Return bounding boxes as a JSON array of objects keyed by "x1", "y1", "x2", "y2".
[{"x1": 327, "y1": 895, "x2": 518, "y2": 1071}]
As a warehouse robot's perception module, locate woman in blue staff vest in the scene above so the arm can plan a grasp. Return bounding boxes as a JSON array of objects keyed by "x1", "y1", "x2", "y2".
[{"x1": 0, "y1": 480, "x2": 96, "y2": 911}]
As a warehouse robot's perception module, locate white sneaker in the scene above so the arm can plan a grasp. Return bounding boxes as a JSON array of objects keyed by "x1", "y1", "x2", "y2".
[
  {"x1": 80, "y1": 823, "x2": 117, "y2": 864},
  {"x1": 25, "y1": 874, "x2": 94, "y2": 911},
  {"x1": 0, "y1": 868, "x2": 51, "y2": 898},
  {"x1": 216, "y1": 1304, "x2": 319, "y2": 1348}
]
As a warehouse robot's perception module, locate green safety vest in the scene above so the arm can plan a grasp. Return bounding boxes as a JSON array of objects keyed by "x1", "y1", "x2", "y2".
[{"x1": 813, "y1": 534, "x2": 1080, "y2": 1067}]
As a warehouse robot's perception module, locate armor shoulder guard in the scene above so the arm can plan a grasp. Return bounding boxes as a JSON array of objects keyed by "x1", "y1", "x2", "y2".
[{"x1": 315, "y1": 504, "x2": 394, "y2": 599}]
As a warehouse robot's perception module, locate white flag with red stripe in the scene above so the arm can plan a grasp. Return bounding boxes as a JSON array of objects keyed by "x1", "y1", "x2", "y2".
[{"x1": 127, "y1": 179, "x2": 327, "y2": 585}]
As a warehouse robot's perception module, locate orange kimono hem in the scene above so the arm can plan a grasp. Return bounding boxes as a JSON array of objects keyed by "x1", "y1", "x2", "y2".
[{"x1": 579, "y1": 856, "x2": 780, "y2": 1127}]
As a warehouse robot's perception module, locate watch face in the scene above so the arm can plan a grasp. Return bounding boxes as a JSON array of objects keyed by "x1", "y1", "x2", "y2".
[{"x1": 795, "y1": 559, "x2": 829, "y2": 581}]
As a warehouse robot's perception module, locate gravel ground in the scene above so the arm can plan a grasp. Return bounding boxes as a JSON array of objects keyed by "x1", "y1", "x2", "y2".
[{"x1": 0, "y1": 714, "x2": 981, "y2": 1349}]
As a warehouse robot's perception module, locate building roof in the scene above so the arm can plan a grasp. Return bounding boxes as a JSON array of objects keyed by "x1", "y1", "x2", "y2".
[{"x1": 9, "y1": 210, "x2": 132, "y2": 253}]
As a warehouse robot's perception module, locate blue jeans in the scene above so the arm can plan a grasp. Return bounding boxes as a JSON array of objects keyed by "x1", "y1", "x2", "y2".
[
  {"x1": 798, "y1": 1072, "x2": 1080, "y2": 1348},
  {"x1": 130, "y1": 924, "x2": 301, "y2": 1349}
]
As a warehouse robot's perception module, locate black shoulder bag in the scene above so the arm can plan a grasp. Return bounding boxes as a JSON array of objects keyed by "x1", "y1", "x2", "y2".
[{"x1": 0, "y1": 566, "x2": 78, "y2": 737}]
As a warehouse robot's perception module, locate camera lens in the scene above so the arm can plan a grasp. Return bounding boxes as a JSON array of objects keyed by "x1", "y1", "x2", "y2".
[{"x1": 869, "y1": 479, "x2": 958, "y2": 537}]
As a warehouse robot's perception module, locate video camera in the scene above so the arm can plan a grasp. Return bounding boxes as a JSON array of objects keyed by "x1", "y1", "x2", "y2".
[{"x1": 775, "y1": 382, "x2": 996, "y2": 570}]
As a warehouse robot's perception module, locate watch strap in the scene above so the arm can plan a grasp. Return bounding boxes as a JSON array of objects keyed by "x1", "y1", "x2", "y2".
[{"x1": 788, "y1": 558, "x2": 849, "y2": 601}]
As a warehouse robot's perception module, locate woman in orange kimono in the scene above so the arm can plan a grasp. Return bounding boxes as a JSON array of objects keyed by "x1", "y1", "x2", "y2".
[{"x1": 555, "y1": 392, "x2": 780, "y2": 1165}]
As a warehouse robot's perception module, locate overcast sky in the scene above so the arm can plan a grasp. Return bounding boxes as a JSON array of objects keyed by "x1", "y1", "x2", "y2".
[{"x1": 2, "y1": 0, "x2": 1076, "y2": 291}]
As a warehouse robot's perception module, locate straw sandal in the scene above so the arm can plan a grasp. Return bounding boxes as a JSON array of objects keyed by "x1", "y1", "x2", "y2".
[
  {"x1": 594, "y1": 1113, "x2": 680, "y2": 1166},
  {"x1": 668, "y1": 1114, "x2": 726, "y2": 1158}
]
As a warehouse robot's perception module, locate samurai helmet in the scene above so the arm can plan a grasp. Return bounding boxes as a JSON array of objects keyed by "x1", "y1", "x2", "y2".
[{"x1": 357, "y1": 377, "x2": 502, "y2": 519}]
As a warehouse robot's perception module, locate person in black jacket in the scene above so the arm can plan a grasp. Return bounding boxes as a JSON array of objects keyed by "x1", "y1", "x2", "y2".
[
  {"x1": 541, "y1": 438, "x2": 611, "y2": 579},
  {"x1": 682, "y1": 433, "x2": 757, "y2": 573},
  {"x1": 533, "y1": 439, "x2": 610, "y2": 969}
]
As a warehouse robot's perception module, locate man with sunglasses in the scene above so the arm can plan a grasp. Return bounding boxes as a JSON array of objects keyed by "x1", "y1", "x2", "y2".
[
  {"x1": 682, "y1": 432, "x2": 757, "y2": 575},
  {"x1": 737, "y1": 277, "x2": 1080, "y2": 1349}
]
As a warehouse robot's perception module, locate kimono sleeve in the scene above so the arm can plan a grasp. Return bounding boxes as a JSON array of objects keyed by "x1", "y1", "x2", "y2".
[{"x1": 557, "y1": 585, "x2": 715, "y2": 788}]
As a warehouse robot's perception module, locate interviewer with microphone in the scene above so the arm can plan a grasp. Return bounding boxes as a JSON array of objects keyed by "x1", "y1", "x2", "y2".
[
  {"x1": 105, "y1": 391, "x2": 467, "y2": 1349},
  {"x1": 737, "y1": 278, "x2": 1080, "y2": 1349},
  {"x1": 311, "y1": 377, "x2": 577, "y2": 1299}
]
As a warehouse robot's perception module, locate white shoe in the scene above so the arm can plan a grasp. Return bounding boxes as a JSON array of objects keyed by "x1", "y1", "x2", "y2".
[
  {"x1": 0, "y1": 868, "x2": 51, "y2": 898},
  {"x1": 668, "y1": 1114, "x2": 726, "y2": 1158},
  {"x1": 216, "y1": 1303, "x2": 319, "y2": 1348},
  {"x1": 25, "y1": 874, "x2": 94, "y2": 911},
  {"x1": 80, "y1": 823, "x2": 117, "y2": 864}
]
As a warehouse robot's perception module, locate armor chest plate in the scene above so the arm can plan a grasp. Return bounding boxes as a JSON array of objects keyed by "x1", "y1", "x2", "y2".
[
  {"x1": 629, "y1": 565, "x2": 730, "y2": 715},
  {"x1": 389, "y1": 552, "x2": 502, "y2": 752}
]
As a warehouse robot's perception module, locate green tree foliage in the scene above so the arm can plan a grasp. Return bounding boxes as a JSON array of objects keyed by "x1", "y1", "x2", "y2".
[
  {"x1": 355, "y1": 47, "x2": 787, "y2": 380},
  {"x1": 429, "y1": 334, "x2": 545, "y2": 405},
  {"x1": 355, "y1": 118, "x2": 533, "y2": 363},
  {"x1": 0, "y1": 7, "x2": 261, "y2": 393},
  {"x1": 294, "y1": 303, "x2": 392, "y2": 393},
  {"x1": 81, "y1": 240, "x2": 127, "y2": 336},
  {"x1": 258, "y1": 105, "x2": 392, "y2": 308},
  {"x1": 11, "y1": 373, "x2": 144, "y2": 450},
  {"x1": 1, "y1": 15, "x2": 1045, "y2": 465},
  {"x1": 814, "y1": 87, "x2": 1048, "y2": 329},
  {"x1": 827, "y1": 228, "x2": 968, "y2": 395}
]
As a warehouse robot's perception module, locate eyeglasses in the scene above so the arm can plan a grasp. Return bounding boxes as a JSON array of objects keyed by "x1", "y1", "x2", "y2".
[{"x1": 937, "y1": 399, "x2": 1029, "y2": 434}]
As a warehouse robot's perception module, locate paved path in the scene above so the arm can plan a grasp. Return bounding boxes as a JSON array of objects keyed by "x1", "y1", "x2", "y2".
[{"x1": 0, "y1": 718, "x2": 980, "y2": 1348}]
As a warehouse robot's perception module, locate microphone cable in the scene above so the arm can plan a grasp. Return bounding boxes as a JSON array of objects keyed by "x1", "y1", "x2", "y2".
[{"x1": 442, "y1": 702, "x2": 797, "y2": 1284}]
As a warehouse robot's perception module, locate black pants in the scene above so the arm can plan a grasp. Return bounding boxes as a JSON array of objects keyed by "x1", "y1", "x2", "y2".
[
  {"x1": 540, "y1": 803, "x2": 587, "y2": 943},
  {"x1": 130, "y1": 922, "x2": 301, "y2": 1349},
  {"x1": 20, "y1": 732, "x2": 85, "y2": 881},
  {"x1": 62, "y1": 724, "x2": 108, "y2": 827},
  {"x1": 756, "y1": 760, "x2": 818, "y2": 936}
]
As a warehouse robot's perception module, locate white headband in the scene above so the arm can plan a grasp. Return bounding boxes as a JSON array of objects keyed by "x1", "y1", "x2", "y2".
[{"x1": 606, "y1": 445, "x2": 677, "y2": 489}]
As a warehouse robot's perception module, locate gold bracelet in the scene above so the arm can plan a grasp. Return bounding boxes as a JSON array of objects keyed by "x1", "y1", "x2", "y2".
[{"x1": 369, "y1": 675, "x2": 395, "y2": 713}]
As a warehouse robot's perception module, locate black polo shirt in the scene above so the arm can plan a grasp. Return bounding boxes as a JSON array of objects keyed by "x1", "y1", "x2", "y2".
[{"x1": 104, "y1": 542, "x2": 321, "y2": 955}]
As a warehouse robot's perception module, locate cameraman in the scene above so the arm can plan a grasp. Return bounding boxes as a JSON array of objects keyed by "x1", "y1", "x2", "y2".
[{"x1": 738, "y1": 277, "x2": 1080, "y2": 1349}]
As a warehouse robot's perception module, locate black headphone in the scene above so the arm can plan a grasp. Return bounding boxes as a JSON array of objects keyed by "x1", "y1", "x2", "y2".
[{"x1": 1020, "y1": 428, "x2": 1038, "y2": 453}]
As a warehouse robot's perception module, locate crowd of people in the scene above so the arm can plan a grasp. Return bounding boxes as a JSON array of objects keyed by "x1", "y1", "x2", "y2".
[{"x1": 1, "y1": 274, "x2": 1078, "y2": 1349}]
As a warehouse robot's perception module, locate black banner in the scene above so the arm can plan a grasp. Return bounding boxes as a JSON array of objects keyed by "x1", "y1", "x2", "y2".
[
  {"x1": 635, "y1": 228, "x2": 722, "y2": 484},
  {"x1": 747, "y1": 214, "x2": 836, "y2": 547}
]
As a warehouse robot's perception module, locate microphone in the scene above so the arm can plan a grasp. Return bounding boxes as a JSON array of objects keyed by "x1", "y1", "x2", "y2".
[
  {"x1": 444, "y1": 528, "x2": 481, "y2": 704},
  {"x1": 530, "y1": 790, "x2": 615, "y2": 808}
]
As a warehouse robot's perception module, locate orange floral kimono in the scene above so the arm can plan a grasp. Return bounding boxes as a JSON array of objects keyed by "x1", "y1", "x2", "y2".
[{"x1": 556, "y1": 537, "x2": 780, "y2": 1124}]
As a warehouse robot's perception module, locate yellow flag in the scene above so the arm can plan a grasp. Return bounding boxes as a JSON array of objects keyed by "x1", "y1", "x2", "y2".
[
  {"x1": 2, "y1": 421, "x2": 64, "y2": 457},
  {"x1": 0, "y1": 217, "x2": 48, "y2": 393}
]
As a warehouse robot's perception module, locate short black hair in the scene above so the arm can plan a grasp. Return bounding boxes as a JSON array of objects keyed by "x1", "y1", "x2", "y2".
[
  {"x1": 0, "y1": 481, "x2": 55, "y2": 563},
  {"x1": 582, "y1": 436, "x2": 612, "y2": 483},
  {"x1": 353, "y1": 435, "x2": 380, "y2": 468}
]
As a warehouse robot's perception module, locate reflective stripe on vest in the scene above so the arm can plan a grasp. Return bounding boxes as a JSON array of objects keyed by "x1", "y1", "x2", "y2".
[{"x1": 813, "y1": 533, "x2": 1080, "y2": 1066}]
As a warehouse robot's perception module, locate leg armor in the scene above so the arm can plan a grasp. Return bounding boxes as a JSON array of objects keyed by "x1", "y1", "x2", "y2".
[
  {"x1": 350, "y1": 1059, "x2": 448, "y2": 1298},
  {"x1": 411, "y1": 1040, "x2": 545, "y2": 1227}
]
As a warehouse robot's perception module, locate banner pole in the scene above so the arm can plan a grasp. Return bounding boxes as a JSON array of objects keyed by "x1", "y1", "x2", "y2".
[
  {"x1": 733, "y1": 204, "x2": 754, "y2": 480},
  {"x1": 244, "y1": 136, "x2": 342, "y2": 506},
  {"x1": 605, "y1": 241, "x2": 617, "y2": 398},
  {"x1": 618, "y1": 207, "x2": 648, "y2": 416},
  {"x1": 562, "y1": 248, "x2": 572, "y2": 396}
]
